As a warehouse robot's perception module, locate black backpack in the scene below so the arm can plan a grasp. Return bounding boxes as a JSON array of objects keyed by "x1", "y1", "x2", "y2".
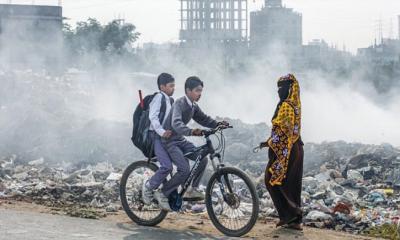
[{"x1": 131, "y1": 91, "x2": 170, "y2": 158}]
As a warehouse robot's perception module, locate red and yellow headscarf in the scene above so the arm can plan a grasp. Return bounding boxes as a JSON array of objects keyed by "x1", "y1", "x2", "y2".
[{"x1": 267, "y1": 74, "x2": 301, "y2": 186}]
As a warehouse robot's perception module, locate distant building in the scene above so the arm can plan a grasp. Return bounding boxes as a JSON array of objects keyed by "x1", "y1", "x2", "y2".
[
  {"x1": 0, "y1": 4, "x2": 62, "y2": 30},
  {"x1": 357, "y1": 38, "x2": 400, "y2": 65},
  {"x1": 0, "y1": 4, "x2": 63, "y2": 68},
  {"x1": 250, "y1": 0, "x2": 302, "y2": 52},
  {"x1": 294, "y1": 39, "x2": 352, "y2": 70}
]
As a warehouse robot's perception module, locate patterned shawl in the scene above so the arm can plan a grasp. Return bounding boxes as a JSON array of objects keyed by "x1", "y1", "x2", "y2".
[{"x1": 267, "y1": 74, "x2": 301, "y2": 186}]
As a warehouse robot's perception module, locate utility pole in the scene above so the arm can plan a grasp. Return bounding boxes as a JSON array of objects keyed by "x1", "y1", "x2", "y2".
[
  {"x1": 375, "y1": 18, "x2": 384, "y2": 45},
  {"x1": 389, "y1": 18, "x2": 393, "y2": 39}
]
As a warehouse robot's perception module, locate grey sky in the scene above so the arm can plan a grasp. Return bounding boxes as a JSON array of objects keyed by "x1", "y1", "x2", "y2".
[{"x1": 4, "y1": 0, "x2": 400, "y2": 52}]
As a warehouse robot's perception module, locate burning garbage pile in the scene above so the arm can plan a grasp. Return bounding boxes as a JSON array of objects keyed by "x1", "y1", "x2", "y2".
[{"x1": 257, "y1": 142, "x2": 400, "y2": 235}]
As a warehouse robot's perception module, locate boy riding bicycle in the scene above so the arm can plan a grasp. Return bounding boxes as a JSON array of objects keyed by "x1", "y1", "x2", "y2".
[{"x1": 157, "y1": 76, "x2": 228, "y2": 211}]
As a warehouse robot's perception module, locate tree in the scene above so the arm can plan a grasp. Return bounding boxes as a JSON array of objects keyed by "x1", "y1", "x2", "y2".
[
  {"x1": 100, "y1": 20, "x2": 140, "y2": 53},
  {"x1": 74, "y1": 18, "x2": 103, "y2": 53},
  {"x1": 62, "y1": 18, "x2": 140, "y2": 56}
]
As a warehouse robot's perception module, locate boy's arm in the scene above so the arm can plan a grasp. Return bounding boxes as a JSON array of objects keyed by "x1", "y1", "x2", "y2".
[
  {"x1": 171, "y1": 100, "x2": 192, "y2": 136},
  {"x1": 192, "y1": 105, "x2": 218, "y2": 129},
  {"x1": 148, "y1": 93, "x2": 166, "y2": 137}
]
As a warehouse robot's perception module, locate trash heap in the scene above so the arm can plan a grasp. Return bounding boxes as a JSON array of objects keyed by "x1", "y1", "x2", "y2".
[
  {"x1": 0, "y1": 155, "x2": 122, "y2": 216},
  {"x1": 257, "y1": 142, "x2": 400, "y2": 235}
]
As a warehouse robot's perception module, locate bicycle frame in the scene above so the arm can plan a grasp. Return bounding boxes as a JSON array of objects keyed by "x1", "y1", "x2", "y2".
[{"x1": 179, "y1": 127, "x2": 234, "y2": 199}]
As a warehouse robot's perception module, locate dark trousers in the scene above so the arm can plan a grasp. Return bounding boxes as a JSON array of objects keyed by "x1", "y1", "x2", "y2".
[
  {"x1": 265, "y1": 140, "x2": 304, "y2": 224},
  {"x1": 161, "y1": 138, "x2": 208, "y2": 197},
  {"x1": 148, "y1": 132, "x2": 173, "y2": 190}
]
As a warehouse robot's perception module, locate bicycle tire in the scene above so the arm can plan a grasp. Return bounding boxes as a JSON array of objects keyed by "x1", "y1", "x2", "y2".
[{"x1": 205, "y1": 167, "x2": 259, "y2": 237}]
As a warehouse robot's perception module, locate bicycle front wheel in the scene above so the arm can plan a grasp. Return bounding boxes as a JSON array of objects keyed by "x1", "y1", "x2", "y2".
[{"x1": 205, "y1": 167, "x2": 259, "y2": 237}]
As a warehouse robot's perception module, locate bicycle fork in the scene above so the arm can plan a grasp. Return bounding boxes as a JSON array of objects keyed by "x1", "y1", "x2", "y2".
[{"x1": 210, "y1": 154, "x2": 234, "y2": 203}]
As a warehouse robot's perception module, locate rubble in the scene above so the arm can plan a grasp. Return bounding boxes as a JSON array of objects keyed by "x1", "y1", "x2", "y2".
[
  {"x1": 0, "y1": 153, "x2": 211, "y2": 217},
  {"x1": 2, "y1": 138, "x2": 400, "y2": 236},
  {"x1": 250, "y1": 140, "x2": 400, "y2": 236},
  {"x1": 299, "y1": 143, "x2": 400, "y2": 235},
  {"x1": 191, "y1": 204, "x2": 206, "y2": 213},
  {"x1": 3, "y1": 139, "x2": 398, "y2": 235},
  {"x1": 0, "y1": 156, "x2": 121, "y2": 217},
  {"x1": 305, "y1": 210, "x2": 334, "y2": 222}
]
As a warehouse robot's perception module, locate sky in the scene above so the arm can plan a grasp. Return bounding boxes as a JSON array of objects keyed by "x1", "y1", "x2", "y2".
[{"x1": 1, "y1": 0, "x2": 400, "y2": 52}]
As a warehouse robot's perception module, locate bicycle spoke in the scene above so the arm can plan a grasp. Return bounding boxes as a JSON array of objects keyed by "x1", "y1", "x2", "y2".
[
  {"x1": 125, "y1": 166, "x2": 163, "y2": 221},
  {"x1": 210, "y1": 173, "x2": 254, "y2": 231}
]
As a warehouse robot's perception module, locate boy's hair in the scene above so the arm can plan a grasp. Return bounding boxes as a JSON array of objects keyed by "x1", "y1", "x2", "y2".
[
  {"x1": 185, "y1": 76, "x2": 203, "y2": 93},
  {"x1": 157, "y1": 73, "x2": 175, "y2": 90}
]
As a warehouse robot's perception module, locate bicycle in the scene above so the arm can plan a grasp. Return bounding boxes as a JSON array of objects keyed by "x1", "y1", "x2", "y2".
[{"x1": 120, "y1": 124, "x2": 259, "y2": 237}]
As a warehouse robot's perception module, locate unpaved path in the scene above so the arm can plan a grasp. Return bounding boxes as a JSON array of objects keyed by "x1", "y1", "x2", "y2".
[{"x1": 0, "y1": 200, "x2": 381, "y2": 240}]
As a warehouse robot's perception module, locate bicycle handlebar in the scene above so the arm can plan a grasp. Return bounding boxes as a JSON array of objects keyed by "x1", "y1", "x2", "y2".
[{"x1": 202, "y1": 125, "x2": 233, "y2": 137}]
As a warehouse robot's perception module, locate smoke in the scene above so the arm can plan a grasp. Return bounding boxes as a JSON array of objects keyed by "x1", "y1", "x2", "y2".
[
  {"x1": 197, "y1": 61, "x2": 400, "y2": 146},
  {"x1": 89, "y1": 45, "x2": 400, "y2": 146},
  {"x1": 301, "y1": 76, "x2": 400, "y2": 145},
  {"x1": 0, "y1": 14, "x2": 399, "y2": 167}
]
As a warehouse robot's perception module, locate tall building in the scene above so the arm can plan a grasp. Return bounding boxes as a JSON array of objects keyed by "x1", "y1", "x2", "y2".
[
  {"x1": 0, "y1": 4, "x2": 62, "y2": 38},
  {"x1": 250, "y1": 0, "x2": 302, "y2": 52},
  {"x1": 398, "y1": 15, "x2": 400, "y2": 40},
  {"x1": 0, "y1": 3, "x2": 63, "y2": 68},
  {"x1": 266, "y1": 0, "x2": 282, "y2": 8},
  {"x1": 179, "y1": 0, "x2": 248, "y2": 46}
]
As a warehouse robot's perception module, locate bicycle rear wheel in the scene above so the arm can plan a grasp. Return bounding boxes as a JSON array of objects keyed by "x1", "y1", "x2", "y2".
[
  {"x1": 205, "y1": 167, "x2": 259, "y2": 237},
  {"x1": 120, "y1": 160, "x2": 168, "y2": 226}
]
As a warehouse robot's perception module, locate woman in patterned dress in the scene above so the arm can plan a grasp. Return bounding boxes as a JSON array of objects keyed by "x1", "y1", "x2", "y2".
[{"x1": 262, "y1": 74, "x2": 304, "y2": 230}]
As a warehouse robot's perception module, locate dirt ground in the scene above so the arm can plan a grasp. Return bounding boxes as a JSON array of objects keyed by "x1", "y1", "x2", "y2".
[{"x1": 0, "y1": 199, "x2": 382, "y2": 240}]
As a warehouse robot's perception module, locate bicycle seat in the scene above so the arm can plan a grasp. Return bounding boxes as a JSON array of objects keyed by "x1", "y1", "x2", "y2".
[{"x1": 147, "y1": 157, "x2": 158, "y2": 163}]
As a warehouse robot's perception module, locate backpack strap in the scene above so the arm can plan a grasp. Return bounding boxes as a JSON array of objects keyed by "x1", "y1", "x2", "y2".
[
  {"x1": 156, "y1": 92, "x2": 174, "y2": 126},
  {"x1": 158, "y1": 93, "x2": 167, "y2": 124}
]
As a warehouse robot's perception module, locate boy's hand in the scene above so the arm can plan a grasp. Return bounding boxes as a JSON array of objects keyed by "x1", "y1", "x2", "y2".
[
  {"x1": 217, "y1": 121, "x2": 229, "y2": 127},
  {"x1": 162, "y1": 130, "x2": 173, "y2": 139},
  {"x1": 191, "y1": 128, "x2": 203, "y2": 136}
]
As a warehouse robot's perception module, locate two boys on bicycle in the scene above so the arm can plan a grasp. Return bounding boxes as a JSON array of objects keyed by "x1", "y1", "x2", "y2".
[{"x1": 143, "y1": 74, "x2": 228, "y2": 211}]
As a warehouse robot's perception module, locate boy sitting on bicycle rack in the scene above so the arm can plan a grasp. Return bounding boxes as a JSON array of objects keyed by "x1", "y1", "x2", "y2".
[
  {"x1": 156, "y1": 76, "x2": 228, "y2": 211},
  {"x1": 142, "y1": 73, "x2": 175, "y2": 206}
]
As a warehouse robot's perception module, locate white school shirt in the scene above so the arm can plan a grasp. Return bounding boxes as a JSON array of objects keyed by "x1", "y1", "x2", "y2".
[{"x1": 149, "y1": 92, "x2": 172, "y2": 137}]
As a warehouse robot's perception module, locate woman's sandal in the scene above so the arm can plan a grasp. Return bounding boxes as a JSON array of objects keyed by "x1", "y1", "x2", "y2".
[
  {"x1": 286, "y1": 223, "x2": 303, "y2": 231},
  {"x1": 276, "y1": 216, "x2": 298, "y2": 228},
  {"x1": 275, "y1": 220, "x2": 285, "y2": 227}
]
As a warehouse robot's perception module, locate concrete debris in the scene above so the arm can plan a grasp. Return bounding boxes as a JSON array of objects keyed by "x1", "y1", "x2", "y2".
[{"x1": 0, "y1": 156, "x2": 121, "y2": 213}]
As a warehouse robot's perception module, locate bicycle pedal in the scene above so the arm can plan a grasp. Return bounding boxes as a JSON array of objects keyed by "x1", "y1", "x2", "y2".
[{"x1": 183, "y1": 196, "x2": 204, "y2": 202}]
